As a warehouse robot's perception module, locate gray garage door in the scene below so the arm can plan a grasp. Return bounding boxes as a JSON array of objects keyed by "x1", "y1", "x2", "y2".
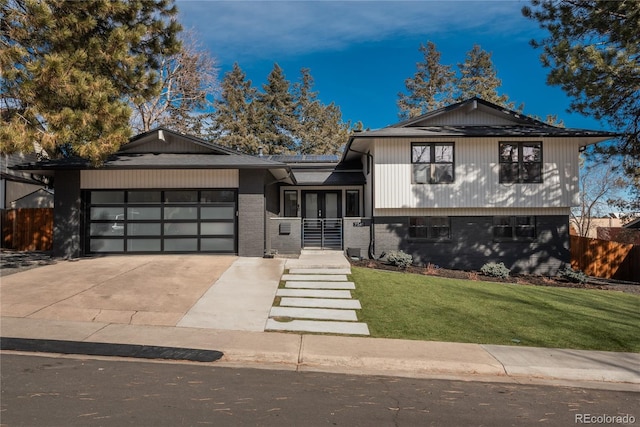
[{"x1": 86, "y1": 189, "x2": 236, "y2": 253}]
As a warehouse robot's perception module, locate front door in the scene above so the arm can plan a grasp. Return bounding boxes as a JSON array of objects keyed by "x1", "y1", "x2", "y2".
[
  {"x1": 303, "y1": 191, "x2": 341, "y2": 219},
  {"x1": 301, "y1": 191, "x2": 342, "y2": 249}
]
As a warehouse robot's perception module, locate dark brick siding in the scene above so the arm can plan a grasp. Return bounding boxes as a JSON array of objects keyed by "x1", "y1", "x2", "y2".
[
  {"x1": 264, "y1": 178, "x2": 280, "y2": 252},
  {"x1": 343, "y1": 218, "x2": 370, "y2": 258},
  {"x1": 269, "y1": 218, "x2": 302, "y2": 254},
  {"x1": 374, "y1": 215, "x2": 569, "y2": 275},
  {"x1": 238, "y1": 170, "x2": 266, "y2": 257},
  {"x1": 53, "y1": 170, "x2": 82, "y2": 258}
]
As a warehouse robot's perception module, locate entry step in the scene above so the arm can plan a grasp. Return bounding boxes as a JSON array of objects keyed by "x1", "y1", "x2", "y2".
[
  {"x1": 288, "y1": 268, "x2": 351, "y2": 275},
  {"x1": 270, "y1": 306, "x2": 358, "y2": 321},
  {"x1": 265, "y1": 319, "x2": 370, "y2": 335},
  {"x1": 281, "y1": 274, "x2": 348, "y2": 282},
  {"x1": 280, "y1": 297, "x2": 361, "y2": 309},
  {"x1": 276, "y1": 289, "x2": 352, "y2": 299},
  {"x1": 285, "y1": 281, "x2": 355, "y2": 290}
]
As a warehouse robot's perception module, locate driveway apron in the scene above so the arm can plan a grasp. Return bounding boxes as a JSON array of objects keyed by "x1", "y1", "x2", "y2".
[{"x1": 0, "y1": 255, "x2": 236, "y2": 327}]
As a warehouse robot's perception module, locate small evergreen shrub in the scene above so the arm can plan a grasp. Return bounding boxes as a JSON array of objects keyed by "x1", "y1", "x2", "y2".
[
  {"x1": 386, "y1": 250, "x2": 413, "y2": 269},
  {"x1": 480, "y1": 262, "x2": 510, "y2": 278},
  {"x1": 560, "y1": 266, "x2": 588, "y2": 284}
]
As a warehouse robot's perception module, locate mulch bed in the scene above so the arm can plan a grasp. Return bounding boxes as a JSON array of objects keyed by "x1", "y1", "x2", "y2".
[{"x1": 349, "y1": 259, "x2": 640, "y2": 295}]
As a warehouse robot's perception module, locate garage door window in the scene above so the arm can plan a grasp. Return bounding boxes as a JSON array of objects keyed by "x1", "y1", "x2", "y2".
[{"x1": 86, "y1": 189, "x2": 236, "y2": 253}]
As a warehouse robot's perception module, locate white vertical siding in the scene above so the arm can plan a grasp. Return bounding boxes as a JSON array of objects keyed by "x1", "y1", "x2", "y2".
[
  {"x1": 81, "y1": 169, "x2": 239, "y2": 189},
  {"x1": 375, "y1": 137, "x2": 580, "y2": 209}
]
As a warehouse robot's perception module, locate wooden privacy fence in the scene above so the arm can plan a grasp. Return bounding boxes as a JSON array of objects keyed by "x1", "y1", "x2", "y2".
[
  {"x1": 570, "y1": 235, "x2": 639, "y2": 282},
  {"x1": 1, "y1": 208, "x2": 53, "y2": 251}
]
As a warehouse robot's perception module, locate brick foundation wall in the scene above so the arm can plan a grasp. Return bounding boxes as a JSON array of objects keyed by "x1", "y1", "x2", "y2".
[{"x1": 374, "y1": 215, "x2": 569, "y2": 275}]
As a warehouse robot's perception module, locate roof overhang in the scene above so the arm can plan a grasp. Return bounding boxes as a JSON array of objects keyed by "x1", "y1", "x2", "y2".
[
  {"x1": 290, "y1": 169, "x2": 365, "y2": 186},
  {"x1": 342, "y1": 127, "x2": 619, "y2": 162},
  {"x1": 11, "y1": 153, "x2": 295, "y2": 184}
]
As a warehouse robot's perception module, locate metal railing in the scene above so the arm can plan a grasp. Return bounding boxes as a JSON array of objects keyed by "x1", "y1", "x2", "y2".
[{"x1": 302, "y1": 218, "x2": 343, "y2": 249}]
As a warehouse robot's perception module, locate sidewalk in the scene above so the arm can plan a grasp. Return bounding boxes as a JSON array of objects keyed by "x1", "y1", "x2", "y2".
[{"x1": 1, "y1": 316, "x2": 638, "y2": 391}]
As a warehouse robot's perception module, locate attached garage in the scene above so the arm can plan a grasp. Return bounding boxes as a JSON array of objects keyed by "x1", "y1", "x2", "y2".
[
  {"x1": 85, "y1": 189, "x2": 237, "y2": 254},
  {"x1": 14, "y1": 128, "x2": 293, "y2": 258}
]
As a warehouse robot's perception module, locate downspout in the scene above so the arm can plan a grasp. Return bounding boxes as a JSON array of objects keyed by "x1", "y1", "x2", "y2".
[{"x1": 345, "y1": 146, "x2": 375, "y2": 259}]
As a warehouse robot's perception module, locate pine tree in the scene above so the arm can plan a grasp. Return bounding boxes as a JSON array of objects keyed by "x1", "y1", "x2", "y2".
[
  {"x1": 292, "y1": 68, "x2": 349, "y2": 154},
  {"x1": 397, "y1": 41, "x2": 455, "y2": 120},
  {"x1": 523, "y1": 0, "x2": 640, "y2": 209},
  {"x1": 456, "y1": 45, "x2": 516, "y2": 108},
  {"x1": 210, "y1": 63, "x2": 262, "y2": 154},
  {"x1": 0, "y1": 0, "x2": 182, "y2": 164},
  {"x1": 257, "y1": 64, "x2": 297, "y2": 154},
  {"x1": 211, "y1": 64, "x2": 350, "y2": 155}
]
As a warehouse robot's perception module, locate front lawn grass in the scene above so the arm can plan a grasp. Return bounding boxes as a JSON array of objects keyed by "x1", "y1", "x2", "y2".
[{"x1": 350, "y1": 267, "x2": 640, "y2": 352}]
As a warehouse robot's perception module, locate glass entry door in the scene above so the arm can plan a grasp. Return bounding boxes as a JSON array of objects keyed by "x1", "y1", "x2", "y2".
[
  {"x1": 301, "y1": 191, "x2": 342, "y2": 249},
  {"x1": 303, "y1": 191, "x2": 341, "y2": 219}
]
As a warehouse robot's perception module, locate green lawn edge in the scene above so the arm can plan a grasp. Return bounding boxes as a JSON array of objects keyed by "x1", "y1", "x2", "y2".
[{"x1": 350, "y1": 266, "x2": 640, "y2": 352}]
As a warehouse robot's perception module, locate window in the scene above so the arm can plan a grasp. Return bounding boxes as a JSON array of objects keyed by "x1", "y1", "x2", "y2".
[
  {"x1": 346, "y1": 190, "x2": 360, "y2": 217},
  {"x1": 412, "y1": 143, "x2": 454, "y2": 184},
  {"x1": 284, "y1": 190, "x2": 298, "y2": 217},
  {"x1": 499, "y1": 142, "x2": 542, "y2": 183},
  {"x1": 409, "y1": 217, "x2": 451, "y2": 240},
  {"x1": 493, "y1": 216, "x2": 536, "y2": 241}
]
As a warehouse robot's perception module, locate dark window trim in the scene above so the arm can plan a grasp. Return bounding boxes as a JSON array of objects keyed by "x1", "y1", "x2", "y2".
[
  {"x1": 411, "y1": 142, "x2": 455, "y2": 184},
  {"x1": 492, "y1": 216, "x2": 537, "y2": 242},
  {"x1": 499, "y1": 141, "x2": 543, "y2": 184},
  {"x1": 283, "y1": 190, "x2": 298, "y2": 217},
  {"x1": 345, "y1": 189, "x2": 360, "y2": 217},
  {"x1": 408, "y1": 216, "x2": 452, "y2": 241}
]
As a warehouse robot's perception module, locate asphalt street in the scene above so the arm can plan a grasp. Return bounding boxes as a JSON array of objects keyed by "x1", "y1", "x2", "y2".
[{"x1": 1, "y1": 353, "x2": 637, "y2": 427}]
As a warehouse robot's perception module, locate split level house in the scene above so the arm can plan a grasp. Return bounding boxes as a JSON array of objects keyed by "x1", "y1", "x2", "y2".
[{"x1": 15, "y1": 98, "x2": 617, "y2": 275}]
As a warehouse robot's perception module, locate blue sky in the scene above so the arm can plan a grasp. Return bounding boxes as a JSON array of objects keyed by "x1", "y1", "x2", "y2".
[{"x1": 176, "y1": 0, "x2": 608, "y2": 132}]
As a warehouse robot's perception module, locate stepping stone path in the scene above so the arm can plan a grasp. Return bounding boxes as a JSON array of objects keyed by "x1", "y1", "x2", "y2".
[{"x1": 266, "y1": 266, "x2": 370, "y2": 336}]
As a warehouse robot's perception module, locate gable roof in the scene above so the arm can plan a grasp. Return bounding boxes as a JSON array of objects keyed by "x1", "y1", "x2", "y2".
[
  {"x1": 123, "y1": 127, "x2": 241, "y2": 155},
  {"x1": 393, "y1": 97, "x2": 547, "y2": 128},
  {"x1": 343, "y1": 97, "x2": 619, "y2": 161},
  {"x1": 11, "y1": 128, "x2": 294, "y2": 183},
  {"x1": 10, "y1": 188, "x2": 54, "y2": 209}
]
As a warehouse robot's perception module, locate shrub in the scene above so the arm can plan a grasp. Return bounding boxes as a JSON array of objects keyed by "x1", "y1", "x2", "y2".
[
  {"x1": 386, "y1": 250, "x2": 413, "y2": 269},
  {"x1": 560, "y1": 266, "x2": 588, "y2": 284},
  {"x1": 480, "y1": 262, "x2": 510, "y2": 278}
]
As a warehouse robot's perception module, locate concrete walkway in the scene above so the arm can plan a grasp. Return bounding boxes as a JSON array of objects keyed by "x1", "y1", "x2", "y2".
[
  {"x1": 178, "y1": 257, "x2": 285, "y2": 331},
  {"x1": 266, "y1": 250, "x2": 370, "y2": 335}
]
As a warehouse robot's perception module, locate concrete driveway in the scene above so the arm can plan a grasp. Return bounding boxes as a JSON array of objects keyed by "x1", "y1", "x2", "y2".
[{"x1": 0, "y1": 255, "x2": 239, "y2": 327}]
